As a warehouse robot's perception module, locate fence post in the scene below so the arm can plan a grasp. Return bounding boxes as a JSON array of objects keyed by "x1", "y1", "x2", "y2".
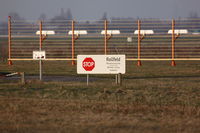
[
  {"x1": 171, "y1": 19, "x2": 176, "y2": 66},
  {"x1": 20, "y1": 72, "x2": 25, "y2": 84},
  {"x1": 39, "y1": 21, "x2": 43, "y2": 81},
  {"x1": 39, "y1": 21, "x2": 43, "y2": 51},
  {"x1": 8, "y1": 16, "x2": 12, "y2": 65},
  {"x1": 137, "y1": 20, "x2": 142, "y2": 66},
  {"x1": 104, "y1": 20, "x2": 108, "y2": 55},
  {"x1": 71, "y1": 20, "x2": 75, "y2": 65}
]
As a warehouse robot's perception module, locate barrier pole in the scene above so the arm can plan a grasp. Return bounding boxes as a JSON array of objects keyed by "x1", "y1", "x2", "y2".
[
  {"x1": 104, "y1": 20, "x2": 108, "y2": 55},
  {"x1": 8, "y1": 16, "x2": 12, "y2": 65},
  {"x1": 171, "y1": 19, "x2": 176, "y2": 66},
  {"x1": 137, "y1": 20, "x2": 142, "y2": 66},
  {"x1": 71, "y1": 20, "x2": 75, "y2": 65}
]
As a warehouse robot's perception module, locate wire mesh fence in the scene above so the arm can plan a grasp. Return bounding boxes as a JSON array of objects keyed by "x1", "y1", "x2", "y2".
[
  {"x1": 0, "y1": 20, "x2": 8, "y2": 61},
  {"x1": 3, "y1": 17, "x2": 200, "y2": 65}
]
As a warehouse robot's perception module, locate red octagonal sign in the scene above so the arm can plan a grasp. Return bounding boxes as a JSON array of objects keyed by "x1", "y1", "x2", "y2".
[{"x1": 82, "y1": 57, "x2": 95, "y2": 71}]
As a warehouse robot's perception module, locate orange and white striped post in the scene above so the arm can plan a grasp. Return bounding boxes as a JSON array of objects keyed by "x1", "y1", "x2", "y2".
[
  {"x1": 137, "y1": 20, "x2": 142, "y2": 66},
  {"x1": 8, "y1": 16, "x2": 12, "y2": 65},
  {"x1": 71, "y1": 20, "x2": 76, "y2": 65},
  {"x1": 171, "y1": 19, "x2": 176, "y2": 66}
]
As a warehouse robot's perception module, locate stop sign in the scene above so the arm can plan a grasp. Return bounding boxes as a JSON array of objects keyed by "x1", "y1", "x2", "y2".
[{"x1": 82, "y1": 57, "x2": 95, "y2": 71}]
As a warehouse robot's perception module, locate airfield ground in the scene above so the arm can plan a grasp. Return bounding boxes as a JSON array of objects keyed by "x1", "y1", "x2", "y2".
[{"x1": 0, "y1": 61, "x2": 200, "y2": 132}]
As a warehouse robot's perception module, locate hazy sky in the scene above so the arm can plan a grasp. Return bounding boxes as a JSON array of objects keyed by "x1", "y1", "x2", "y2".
[{"x1": 0, "y1": 0, "x2": 200, "y2": 21}]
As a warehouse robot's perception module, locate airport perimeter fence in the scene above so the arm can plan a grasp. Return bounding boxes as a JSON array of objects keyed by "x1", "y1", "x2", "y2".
[
  {"x1": 0, "y1": 21, "x2": 8, "y2": 62},
  {"x1": 3, "y1": 17, "x2": 200, "y2": 66}
]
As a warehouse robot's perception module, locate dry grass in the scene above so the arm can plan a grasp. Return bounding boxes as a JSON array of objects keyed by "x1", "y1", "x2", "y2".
[
  {"x1": 0, "y1": 80, "x2": 200, "y2": 133},
  {"x1": 0, "y1": 61, "x2": 200, "y2": 132},
  {"x1": 0, "y1": 97, "x2": 199, "y2": 133}
]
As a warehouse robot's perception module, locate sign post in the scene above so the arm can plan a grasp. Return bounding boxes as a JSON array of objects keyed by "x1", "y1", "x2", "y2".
[
  {"x1": 82, "y1": 57, "x2": 95, "y2": 85},
  {"x1": 33, "y1": 51, "x2": 46, "y2": 81},
  {"x1": 39, "y1": 60, "x2": 42, "y2": 80},
  {"x1": 87, "y1": 74, "x2": 89, "y2": 86},
  {"x1": 77, "y1": 55, "x2": 126, "y2": 85}
]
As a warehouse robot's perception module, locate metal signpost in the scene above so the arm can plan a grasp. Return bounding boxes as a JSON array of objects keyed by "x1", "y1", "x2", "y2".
[
  {"x1": 77, "y1": 55, "x2": 126, "y2": 85},
  {"x1": 33, "y1": 51, "x2": 46, "y2": 81}
]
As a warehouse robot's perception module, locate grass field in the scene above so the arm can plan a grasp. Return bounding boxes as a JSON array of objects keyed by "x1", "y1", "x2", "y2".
[{"x1": 0, "y1": 61, "x2": 200, "y2": 133}]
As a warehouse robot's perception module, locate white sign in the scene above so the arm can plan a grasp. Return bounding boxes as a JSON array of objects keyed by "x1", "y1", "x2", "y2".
[
  {"x1": 33, "y1": 51, "x2": 46, "y2": 60},
  {"x1": 77, "y1": 55, "x2": 126, "y2": 74}
]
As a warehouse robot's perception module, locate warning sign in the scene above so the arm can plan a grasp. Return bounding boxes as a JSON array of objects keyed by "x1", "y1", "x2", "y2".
[
  {"x1": 82, "y1": 57, "x2": 95, "y2": 71},
  {"x1": 33, "y1": 51, "x2": 46, "y2": 60},
  {"x1": 77, "y1": 55, "x2": 126, "y2": 74}
]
